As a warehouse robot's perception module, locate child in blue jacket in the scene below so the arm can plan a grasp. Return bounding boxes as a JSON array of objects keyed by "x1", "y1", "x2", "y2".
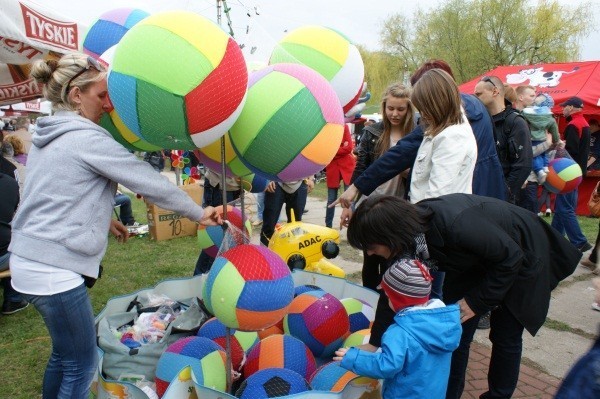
[{"x1": 334, "y1": 258, "x2": 461, "y2": 398}]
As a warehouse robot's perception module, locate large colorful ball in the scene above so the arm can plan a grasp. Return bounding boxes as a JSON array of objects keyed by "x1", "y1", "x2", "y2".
[
  {"x1": 229, "y1": 63, "x2": 344, "y2": 182},
  {"x1": 340, "y1": 298, "x2": 375, "y2": 333},
  {"x1": 244, "y1": 335, "x2": 317, "y2": 380},
  {"x1": 269, "y1": 26, "x2": 365, "y2": 114},
  {"x1": 235, "y1": 368, "x2": 311, "y2": 398},
  {"x1": 294, "y1": 284, "x2": 324, "y2": 297},
  {"x1": 197, "y1": 205, "x2": 252, "y2": 259},
  {"x1": 203, "y1": 245, "x2": 295, "y2": 331},
  {"x1": 343, "y1": 329, "x2": 371, "y2": 348},
  {"x1": 108, "y1": 11, "x2": 248, "y2": 150},
  {"x1": 257, "y1": 319, "x2": 284, "y2": 340},
  {"x1": 543, "y1": 157, "x2": 583, "y2": 194},
  {"x1": 155, "y1": 336, "x2": 226, "y2": 397},
  {"x1": 309, "y1": 361, "x2": 361, "y2": 393},
  {"x1": 100, "y1": 108, "x2": 161, "y2": 152},
  {"x1": 284, "y1": 291, "x2": 349, "y2": 358},
  {"x1": 197, "y1": 317, "x2": 259, "y2": 371},
  {"x1": 83, "y1": 8, "x2": 150, "y2": 59}
]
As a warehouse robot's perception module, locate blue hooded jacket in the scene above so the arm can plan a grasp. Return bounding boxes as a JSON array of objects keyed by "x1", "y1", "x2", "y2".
[
  {"x1": 354, "y1": 93, "x2": 506, "y2": 200},
  {"x1": 340, "y1": 301, "x2": 461, "y2": 399}
]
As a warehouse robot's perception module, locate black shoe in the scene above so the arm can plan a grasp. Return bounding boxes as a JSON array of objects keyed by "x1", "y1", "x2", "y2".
[
  {"x1": 578, "y1": 242, "x2": 593, "y2": 252},
  {"x1": 477, "y1": 312, "x2": 491, "y2": 329},
  {"x1": 2, "y1": 299, "x2": 29, "y2": 315},
  {"x1": 303, "y1": 209, "x2": 309, "y2": 214}
]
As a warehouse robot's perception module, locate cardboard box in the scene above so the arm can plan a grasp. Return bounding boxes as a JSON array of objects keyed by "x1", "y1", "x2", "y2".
[{"x1": 145, "y1": 184, "x2": 203, "y2": 241}]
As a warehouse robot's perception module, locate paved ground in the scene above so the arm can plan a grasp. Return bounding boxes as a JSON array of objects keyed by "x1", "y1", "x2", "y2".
[{"x1": 154, "y1": 172, "x2": 599, "y2": 397}]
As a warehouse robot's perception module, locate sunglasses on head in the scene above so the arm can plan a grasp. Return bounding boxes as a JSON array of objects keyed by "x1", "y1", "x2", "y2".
[
  {"x1": 65, "y1": 56, "x2": 103, "y2": 93},
  {"x1": 481, "y1": 76, "x2": 497, "y2": 89}
]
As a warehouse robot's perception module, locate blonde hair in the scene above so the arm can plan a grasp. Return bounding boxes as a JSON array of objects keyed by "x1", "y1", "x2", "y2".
[
  {"x1": 3, "y1": 135, "x2": 25, "y2": 155},
  {"x1": 515, "y1": 85, "x2": 535, "y2": 96},
  {"x1": 30, "y1": 52, "x2": 106, "y2": 112},
  {"x1": 376, "y1": 83, "x2": 415, "y2": 158},
  {"x1": 504, "y1": 84, "x2": 517, "y2": 104},
  {"x1": 411, "y1": 69, "x2": 462, "y2": 137}
]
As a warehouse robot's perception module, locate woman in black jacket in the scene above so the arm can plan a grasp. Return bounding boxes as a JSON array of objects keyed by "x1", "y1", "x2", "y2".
[{"x1": 347, "y1": 194, "x2": 580, "y2": 399}]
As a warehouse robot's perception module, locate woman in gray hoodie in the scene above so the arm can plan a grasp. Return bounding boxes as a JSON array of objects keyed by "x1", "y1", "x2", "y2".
[{"x1": 9, "y1": 53, "x2": 221, "y2": 398}]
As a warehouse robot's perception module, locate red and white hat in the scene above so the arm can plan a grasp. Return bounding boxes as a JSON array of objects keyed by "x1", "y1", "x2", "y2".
[{"x1": 380, "y1": 258, "x2": 433, "y2": 311}]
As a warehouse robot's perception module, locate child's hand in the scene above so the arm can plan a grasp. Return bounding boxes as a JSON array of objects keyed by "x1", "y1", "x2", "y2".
[{"x1": 333, "y1": 347, "x2": 348, "y2": 361}]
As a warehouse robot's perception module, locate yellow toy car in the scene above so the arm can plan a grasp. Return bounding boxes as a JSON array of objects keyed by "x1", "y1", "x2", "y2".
[{"x1": 268, "y1": 214, "x2": 344, "y2": 277}]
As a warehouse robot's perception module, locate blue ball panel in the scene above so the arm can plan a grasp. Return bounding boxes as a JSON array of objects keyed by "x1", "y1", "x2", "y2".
[
  {"x1": 84, "y1": 20, "x2": 128, "y2": 55},
  {"x1": 203, "y1": 257, "x2": 229, "y2": 310},
  {"x1": 107, "y1": 71, "x2": 141, "y2": 136},
  {"x1": 287, "y1": 314, "x2": 324, "y2": 355},
  {"x1": 124, "y1": 10, "x2": 150, "y2": 29},
  {"x1": 237, "y1": 278, "x2": 293, "y2": 311}
]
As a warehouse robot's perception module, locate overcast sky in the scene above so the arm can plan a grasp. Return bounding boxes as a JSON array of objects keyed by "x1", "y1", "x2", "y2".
[{"x1": 38, "y1": 0, "x2": 600, "y2": 68}]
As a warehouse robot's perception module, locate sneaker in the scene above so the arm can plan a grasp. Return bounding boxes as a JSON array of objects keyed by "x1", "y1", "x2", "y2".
[
  {"x1": 2, "y1": 299, "x2": 29, "y2": 315},
  {"x1": 126, "y1": 221, "x2": 140, "y2": 227},
  {"x1": 537, "y1": 212, "x2": 544, "y2": 217},
  {"x1": 592, "y1": 302, "x2": 600, "y2": 312},
  {"x1": 545, "y1": 209, "x2": 552, "y2": 217},
  {"x1": 578, "y1": 242, "x2": 593, "y2": 252},
  {"x1": 580, "y1": 258, "x2": 597, "y2": 270},
  {"x1": 477, "y1": 312, "x2": 491, "y2": 329},
  {"x1": 252, "y1": 220, "x2": 263, "y2": 227}
]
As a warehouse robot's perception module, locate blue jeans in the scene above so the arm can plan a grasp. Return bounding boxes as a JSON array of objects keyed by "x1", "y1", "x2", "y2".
[
  {"x1": 325, "y1": 185, "x2": 349, "y2": 228},
  {"x1": 114, "y1": 194, "x2": 134, "y2": 225},
  {"x1": 446, "y1": 306, "x2": 524, "y2": 399},
  {"x1": 1, "y1": 252, "x2": 21, "y2": 303},
  {"x1": 255, "y1": 191, "x2": 265, "y2": 222},
  {"x1": 194, "y1": 180, "x2": 240, "y2": 275},
  {"x1": 21, "y1": 284, "x2": 98, "y2": 399},
  {"x1": 551, "y1": 189, "x2": 588, "y2": 247},
  {"x1": 261, "y1": 182, "x2": 308, "y2": 246}
]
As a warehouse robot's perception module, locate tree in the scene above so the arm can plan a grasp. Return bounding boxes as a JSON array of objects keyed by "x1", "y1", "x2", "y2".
[
  {"x1": 358, "y1": 45, "x2": 407, "y2": 112},
  {"x1": 379, "y1": 0, "x2": 592, "y2": 84}
]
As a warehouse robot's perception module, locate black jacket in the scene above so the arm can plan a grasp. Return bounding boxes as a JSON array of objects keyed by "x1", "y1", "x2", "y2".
[
  {"x1": 492, "y1": 102, "x2": 533, "y2": 198},
  {"x1": 0, "y1": 173, "x2": 19, "y2": 256},
  {"x1": 421, "y1": 194, "x2": 580, "y2": 335},
  {"x1": 351, "y1": 122, "x2": 383, "y2": 183}
]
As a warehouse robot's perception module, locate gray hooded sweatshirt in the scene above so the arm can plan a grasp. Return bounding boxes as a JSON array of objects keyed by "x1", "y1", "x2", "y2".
[{"x1": 9, "y1": 111, "x2": 204, "y2": 277}]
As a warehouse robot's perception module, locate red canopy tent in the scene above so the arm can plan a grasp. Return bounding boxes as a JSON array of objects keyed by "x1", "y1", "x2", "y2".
[{"x1": 459, "y1": 61, "x2": 600, "y2": 215}]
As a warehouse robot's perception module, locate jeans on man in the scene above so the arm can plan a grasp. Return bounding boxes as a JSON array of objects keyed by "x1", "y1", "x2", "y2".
[
  {"x1": 551, "y1": 189, "x2": 588, "y2": 247},
  {"x1": 114, "y1": 194, "x2": 135, "y2": 225},
  {"x1": 0, "y1": 252, "x2": 21, "y2": 303},
  {"x1": 260, "y1": 182, "x2": 308, "y2": 246},
  {"x1": 22, "y1": 284, "x2": 97, "y2": 399}
]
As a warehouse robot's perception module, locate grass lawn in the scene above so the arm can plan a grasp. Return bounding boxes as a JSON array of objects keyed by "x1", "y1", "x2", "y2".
[{"x1": 0, "y1": 191, "x2": 598, "y2": 398}]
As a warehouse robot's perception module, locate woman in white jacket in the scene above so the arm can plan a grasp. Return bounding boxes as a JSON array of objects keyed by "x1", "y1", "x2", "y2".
[{"x1": 409, "y1": 69, "x2": 477, "y2": 203}]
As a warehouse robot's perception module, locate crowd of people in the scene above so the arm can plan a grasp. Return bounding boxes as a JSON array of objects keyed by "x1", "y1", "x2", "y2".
[{"x1": 1, "y1": 51, "x2": 599, "y2": 398}]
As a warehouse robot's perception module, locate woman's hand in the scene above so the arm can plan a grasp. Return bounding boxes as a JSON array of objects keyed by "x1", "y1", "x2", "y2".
[
  {"x1": 266, "y1": 181, "x2": 277, "y2": 193},
  {"x1": 329, "y1": 184, "x2": 358, "y2": 209},
  {"x1": 199, "y1": 206, "x2": 223, "y2": 226},
  {"x1": 110, "y1": 219, "x2": 129, "y2": 243},
  {"x1": 340, "y1": 207, "x2": 353, "y2": 230},
  {"x1": 305, "y1": 178, "x2": 315, "y2": 193},
  {"x1": 457, "y1": 298, "x2": 476, "y2": 323},
  {"x1": 333, "y1": 347, "x2": 348, "y2": 361}
]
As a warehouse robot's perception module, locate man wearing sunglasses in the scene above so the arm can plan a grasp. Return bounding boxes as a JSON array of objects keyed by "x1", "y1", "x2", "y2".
[{"x1": 474, "y1": 76, "x2": 533, "y2": 204}]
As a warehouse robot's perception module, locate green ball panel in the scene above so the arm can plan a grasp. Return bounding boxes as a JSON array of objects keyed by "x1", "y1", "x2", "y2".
[
  {"x1": 112, "y1": 25, "x2": 214, "y2": 95},
  {"x1": 100, "y1": 113, "x2": 137, "y2": 151},
  {"x1": 230, "y1": 72, "x2": 305, "y2": 153},
  {"x1": 136, "y1": 80, "x2": 196, "y2": 150},
  {"x1": 342, "y1": 299, "x2": 362, "y2": 314},
  {"x1": 199, "y1": 351, "x2": 227, "y2": 390},
  {"x1": 242, "y1": 88, "x2": 324, "y2": 175},
  {"x1": 210, "y1": 261, "x2": 245, "y2": 329},
  {"x1": 272, "y1": 42, "x2": 341, "y2": 81},
  {"x1": 228, "y1": 156, "x2": 253, "y2": 177}
]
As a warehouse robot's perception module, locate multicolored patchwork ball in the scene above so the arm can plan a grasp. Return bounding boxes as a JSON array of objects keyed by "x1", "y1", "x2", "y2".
[
  {"x1": 197, "y1": 317, "x2": 259, "y2": 371},
  {"x1": 235, "y1": 368, "x2": 311, "y2": 398},
  {"x1": 229, "y1": 63, "x2": 344, "y2": 182},
  {"x1": 257, "y1": 319, "x2": 284, "y2": 340},
  {"x1": 197, "y1": 205, "x2": 252, "y2": 259},
  {"x1": 244, "y1": 334, "x2": 317, "y2": 380},
  {"x1": 83, "y1": 8, "x2": 150, "y2": 59},
  {"x1": 343, "y1": 329, "x2": 371, "y2": 348},
  {"x1": 155, "y1": 336, "x2": 226, "y2": 397},
  {"x1": 108, "y1": 11, "x2": 248, "y2": 149},
  {"x1": 340, "y1": 298, "x2": 375, "y2": 333},
  {"x1": 100, "y1": 108, "x2": 161, "y2": 152},
  {"x1": 543, "y1": 157, "x2": 582, "y2": 194},
  {"x1": 284, "y1": 291, "x2": 349, "y2": 358},
  {"x1": 269, "y1": 26, "x2": 365, "y2": 114},
  {"x1": 309, "y1": 361, "x2": 361, "y2": 393},
  {"x1": 203, "y1": 245, "x2": 295, "y2": 331}
]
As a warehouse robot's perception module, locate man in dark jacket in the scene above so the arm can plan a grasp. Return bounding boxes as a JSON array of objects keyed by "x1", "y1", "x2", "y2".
[
  {"x1": 474, "y1": 76, "x2": 533, "y2": 203},
  {"x1": 347, "y1": 194, "x2": 580, "y2": 399},
  {"x1": 551, "y1": 96, "x2": 592, "y2": 252}
]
